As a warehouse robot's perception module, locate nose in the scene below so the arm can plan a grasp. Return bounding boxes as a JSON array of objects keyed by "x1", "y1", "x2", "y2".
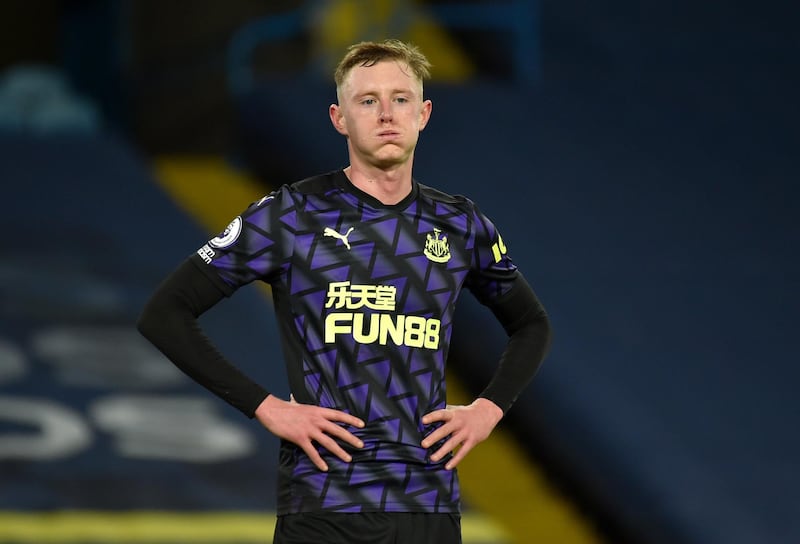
[{"x1": 379, "y1": 105, "x2": 392, "y2": 122}]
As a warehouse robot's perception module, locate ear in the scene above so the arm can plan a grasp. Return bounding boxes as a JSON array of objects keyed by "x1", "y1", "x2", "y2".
[
  {"x1": 418, "y1": 99, "x2": 433, "y2": 131},
  {"x1": 329, "y1": 103, "x2": 348, "y2": 136}
]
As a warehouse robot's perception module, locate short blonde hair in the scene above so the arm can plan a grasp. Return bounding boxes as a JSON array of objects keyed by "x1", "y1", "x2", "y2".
[{"x1": 334, "y1": 39, "x2": 432, "y2": 90}]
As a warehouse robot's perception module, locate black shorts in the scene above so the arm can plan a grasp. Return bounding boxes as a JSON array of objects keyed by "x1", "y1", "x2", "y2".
[{"x1": 273, "y1": 512, "x2": 462, "y2": 544}]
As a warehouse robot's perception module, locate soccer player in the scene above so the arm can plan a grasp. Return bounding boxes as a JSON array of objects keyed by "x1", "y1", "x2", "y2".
[{"x1": 138, "y1": 39, "x2": 551, "y2": 544}]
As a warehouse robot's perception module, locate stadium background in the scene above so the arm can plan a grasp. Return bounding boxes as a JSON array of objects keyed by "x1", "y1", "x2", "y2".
[{"x1": 1, "y1": 1, "x2": 798, "y2": 543}]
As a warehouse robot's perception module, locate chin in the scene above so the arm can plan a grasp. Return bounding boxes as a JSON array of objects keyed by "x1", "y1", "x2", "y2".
[
  {"x1": 373, "y1": 150, "x2": 411, "y2": 168},
  {"x1": 372, "y1": 157, "x2": 407, "y2": 170}
]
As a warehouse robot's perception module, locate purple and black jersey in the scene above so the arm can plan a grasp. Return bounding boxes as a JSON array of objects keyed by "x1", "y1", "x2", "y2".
[{"x1": 193, "y1": 170, "x2": 518, "y2": 515}]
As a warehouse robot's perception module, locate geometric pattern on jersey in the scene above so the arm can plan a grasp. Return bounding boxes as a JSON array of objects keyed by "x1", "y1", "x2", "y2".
[{"x1": 197, "y1": 170, "x2": 518, "y2": 514}]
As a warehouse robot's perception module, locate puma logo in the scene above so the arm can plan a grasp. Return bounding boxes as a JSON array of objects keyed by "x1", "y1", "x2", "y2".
[{"x1": 323, "y1": 227, "x2": 355, "y2": 250}]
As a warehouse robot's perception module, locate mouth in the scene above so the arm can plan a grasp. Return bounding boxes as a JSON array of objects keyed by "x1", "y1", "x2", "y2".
[{"x1": 377, "y1": 131, "x2": 400, "y2": 139}]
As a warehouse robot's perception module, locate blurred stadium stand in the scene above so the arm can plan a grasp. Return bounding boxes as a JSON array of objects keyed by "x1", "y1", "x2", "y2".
[{"x1": 2, "y1": 0, "x2": 799, "y2": 543}]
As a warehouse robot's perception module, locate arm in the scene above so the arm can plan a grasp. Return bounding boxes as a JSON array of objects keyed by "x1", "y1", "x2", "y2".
[
  {"x1": 137, "y1": 258, "x2": 364, "y2": 470},
  {"x1": 421, "y1": 274, "x2": 551, "y2": 469},
  {"x1": 479, "y1": 273, "x2": 552, "y2": 412},
  {"x1": 136, "y1": 257, "x2": 270, "y2": 416}
]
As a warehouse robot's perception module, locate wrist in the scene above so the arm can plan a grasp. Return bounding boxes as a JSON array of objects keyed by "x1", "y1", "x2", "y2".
[
  {"x1": 254, "y1": 394, "x2": 280, "y2": 422},
  {"x1": 474, "y1": 397, "x2": 504, "y2": 424}
]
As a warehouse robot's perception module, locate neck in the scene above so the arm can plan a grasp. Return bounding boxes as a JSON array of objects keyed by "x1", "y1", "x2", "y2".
[{"x1": 343, "y1": 163, "x2": 414, "y2": 205}]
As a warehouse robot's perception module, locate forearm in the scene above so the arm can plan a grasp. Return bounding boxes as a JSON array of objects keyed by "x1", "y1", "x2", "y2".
[
  {"x1": 137, "y1": 258, "x2": 269, "y2": 417},
  {"x1": 479, "y1": 275, "x2": 552, "y2": 413}
]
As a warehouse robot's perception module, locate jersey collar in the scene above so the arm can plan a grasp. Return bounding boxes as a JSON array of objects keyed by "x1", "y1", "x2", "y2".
[{"x1": 334, "y1": 170, "x2": 419, "y2": 211}]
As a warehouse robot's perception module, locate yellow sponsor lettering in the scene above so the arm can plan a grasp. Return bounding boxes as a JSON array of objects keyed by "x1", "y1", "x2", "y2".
[
  {"x1": 379, "y1": 313, "x2": 405, "y2": 346},
  {"x1": 352, "y1": 313, "x2": 379, "y2": 344},
  {"x1": 324, "y1": 313, "x2": 353, "y2": 343},
  {"x1": 324, "y1": 313, "x2": 441, "y2": 350}
]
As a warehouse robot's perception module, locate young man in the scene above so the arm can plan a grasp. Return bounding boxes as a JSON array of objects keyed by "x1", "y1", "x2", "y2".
[{"x1": 138, "y1": 39, "x2": 551, "y2": 544}]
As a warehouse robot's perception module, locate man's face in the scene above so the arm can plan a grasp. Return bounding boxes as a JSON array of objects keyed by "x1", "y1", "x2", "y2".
[{"x1": 330, "y1": 60, "x2": 432, "y2": 170}]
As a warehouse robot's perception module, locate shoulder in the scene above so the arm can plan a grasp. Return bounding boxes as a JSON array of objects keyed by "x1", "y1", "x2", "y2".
[
  {"x1": 244, "y1": 172, "x2": 338, "y2": 212},
  {"x1": 417, "y1": 183, "x2": 504, "y2": 240},
  {"x1": 417, "y1": 181, "x2": 474, "y2": 210},
  {"x1": 288, "y1": 171, "x2": 340, "y2": 195}
]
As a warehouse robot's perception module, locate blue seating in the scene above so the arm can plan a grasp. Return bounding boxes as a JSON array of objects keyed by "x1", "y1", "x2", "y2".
[{"x1": 0, "y1": 65, "x2": 101, "y2": 133}]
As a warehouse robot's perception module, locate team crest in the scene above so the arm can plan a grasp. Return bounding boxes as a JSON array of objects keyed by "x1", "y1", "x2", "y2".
[{"x1": 424, "y1": 228, "x2": 451, "y2": 263}]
